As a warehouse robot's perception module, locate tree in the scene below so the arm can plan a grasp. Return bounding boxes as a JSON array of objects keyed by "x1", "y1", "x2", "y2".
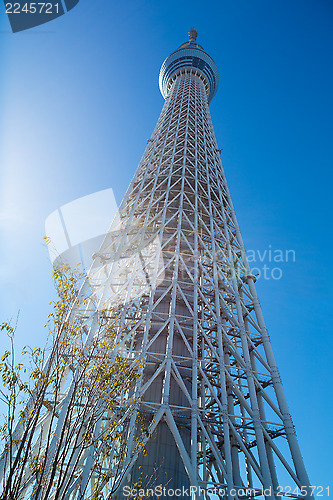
[{"x1": 0, "y1": 265, "x2": 147, "y2": 500}]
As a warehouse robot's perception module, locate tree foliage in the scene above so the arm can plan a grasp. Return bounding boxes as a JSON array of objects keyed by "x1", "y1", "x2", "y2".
[{"x1": 0, "y1": 266, "x2": 147, "y2": 500}]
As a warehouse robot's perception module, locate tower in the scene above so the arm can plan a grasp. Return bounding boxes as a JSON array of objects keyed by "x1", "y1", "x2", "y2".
[
  {"x1": 89, "y1": 29, "x2": 311, "y2": 498},
  {"x1": 0, "y1": 30, "x2": 311, "y2": 499}
]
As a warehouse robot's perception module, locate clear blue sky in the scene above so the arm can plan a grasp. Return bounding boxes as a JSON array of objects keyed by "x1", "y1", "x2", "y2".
[{"x1": 0, "y1": 0, "x2": 332, "y2": 490}]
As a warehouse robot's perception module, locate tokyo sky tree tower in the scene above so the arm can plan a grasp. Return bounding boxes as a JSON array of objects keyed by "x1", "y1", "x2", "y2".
[
  {"x1": 0, "y1": 31, "x2": 311, "y2": 500},
  {"x1": 95, "y1": 29, "x2": 311, "y2": 499}
]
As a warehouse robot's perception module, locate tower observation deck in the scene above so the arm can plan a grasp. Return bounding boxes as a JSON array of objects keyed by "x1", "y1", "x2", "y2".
[
  {"x1": 159, "y1": 28, "x2": 219, "y2": 103},
  {"x1": 0, "y1": 30, "x2": 311, "y2": 500}
]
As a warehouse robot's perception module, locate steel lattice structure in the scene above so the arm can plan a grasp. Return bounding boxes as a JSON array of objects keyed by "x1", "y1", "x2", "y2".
[{"x1": 0, "y1": 31, "x2": 311, "y2": 500}]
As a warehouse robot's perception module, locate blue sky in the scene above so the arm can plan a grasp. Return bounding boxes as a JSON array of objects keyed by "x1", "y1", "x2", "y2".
[{"x1": 0, "y1": 0, "x2": 332, "y2": 489}]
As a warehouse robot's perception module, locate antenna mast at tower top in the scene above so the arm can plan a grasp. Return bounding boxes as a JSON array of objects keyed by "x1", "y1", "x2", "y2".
[{"x1": 189, "y1": 27, "x2": 198, "y2": 43}]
